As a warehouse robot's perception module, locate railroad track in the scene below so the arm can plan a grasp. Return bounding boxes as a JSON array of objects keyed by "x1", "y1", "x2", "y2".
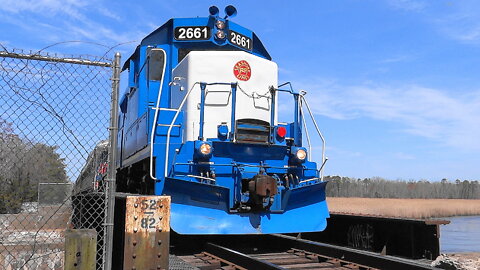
[
  {"x1": 179, "y1": 246, "x2": 377, "y2": 270},
  {"x1": 174, "y1": 234, "x2": 439, "y2": 270}
]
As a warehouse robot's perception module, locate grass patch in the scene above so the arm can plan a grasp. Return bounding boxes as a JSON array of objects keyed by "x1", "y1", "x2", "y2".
[{"x1": 327, "y1": 197, "x2": 480, "y2": 219}]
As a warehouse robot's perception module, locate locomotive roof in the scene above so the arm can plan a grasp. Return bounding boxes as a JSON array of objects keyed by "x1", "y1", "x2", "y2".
[{"x1": 122, "y1": 17, "x2": 272, "y2": 71}]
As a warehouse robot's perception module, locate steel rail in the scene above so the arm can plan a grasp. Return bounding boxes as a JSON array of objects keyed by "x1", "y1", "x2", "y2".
[
  {"x1": 175, "y1": 233, "x2": 440, "y2": 270},
  {"x1": 270, "y1": 234, "x2": 439, "y2": 270},
  {"x1": 204, "y1": 242, "x2": 286, "y2": 270}
]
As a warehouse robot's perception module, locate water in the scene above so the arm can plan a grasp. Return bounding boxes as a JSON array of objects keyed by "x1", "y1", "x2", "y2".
[{"x1": 440, "y1": 216, "x2": 480, "y2": 253}]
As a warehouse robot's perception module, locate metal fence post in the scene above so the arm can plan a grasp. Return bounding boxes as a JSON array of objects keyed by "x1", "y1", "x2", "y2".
[{"x1": 104, "y1": 52, "x2": 121, "y2": 270}]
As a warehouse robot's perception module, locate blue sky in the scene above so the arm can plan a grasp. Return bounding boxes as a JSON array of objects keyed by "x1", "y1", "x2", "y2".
[{"x1": 1, "y1": 0, "x2": 479, "y2": 181}]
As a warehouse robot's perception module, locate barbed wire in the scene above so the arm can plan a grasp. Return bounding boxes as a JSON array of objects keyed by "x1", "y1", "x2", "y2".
[
  {"x1": 0, "y1": 40, "x2": 138, "y2": 63},
  {"x1": 0, "y1": 41, "x2": 134, "y2": 157}
]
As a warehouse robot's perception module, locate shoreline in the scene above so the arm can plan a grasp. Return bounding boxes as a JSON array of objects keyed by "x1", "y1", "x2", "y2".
[
  {"x1": 433, "y1": 253, "x2": 480, "y2": 270},
  {"x1": 327, "y1": 197, "x2": 480, "y2": 219}
]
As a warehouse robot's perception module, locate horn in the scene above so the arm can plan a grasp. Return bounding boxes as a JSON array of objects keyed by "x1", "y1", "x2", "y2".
[
  {"x1": 224, "y1": 5, "x2": 237, "y2": 19},
  {"x1": 209, "y1": 6, "x2": 219, "y2": 16}
]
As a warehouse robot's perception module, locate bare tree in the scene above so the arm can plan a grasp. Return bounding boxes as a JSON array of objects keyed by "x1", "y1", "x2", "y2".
[{"x1": 325, "y1": 175, "x2": 480, "y2": 199}]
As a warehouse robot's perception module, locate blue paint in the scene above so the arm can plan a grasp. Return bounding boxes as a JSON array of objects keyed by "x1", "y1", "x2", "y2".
[
  {"x1": 170, "y1": 200, "x2": 329, "y2": 234},
  {"x1": 117, "y1": 6, "x2": 330, "y2": 235},
  {"x1": 217, "y1": 124, "x2": 229, "y2": 140},
  {"x1": 165, "y1": 178, "x2": 328, "y2": 234}
]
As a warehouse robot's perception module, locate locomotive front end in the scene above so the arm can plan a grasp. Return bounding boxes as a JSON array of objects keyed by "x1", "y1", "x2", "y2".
[
  {"x1": 116, "y1": 6, "x2": 329, "y2": 235},
  {"x1": 163, "y1": 51, "x2": 328, "y2": 234}
]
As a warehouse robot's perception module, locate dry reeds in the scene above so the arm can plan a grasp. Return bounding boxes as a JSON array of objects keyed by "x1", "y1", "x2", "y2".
[{"x1": 327, "y1": 197, "x2": 480, "y2": 219}]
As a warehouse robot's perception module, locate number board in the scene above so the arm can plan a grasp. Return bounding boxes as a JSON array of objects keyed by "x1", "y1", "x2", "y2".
[
  {"x1": 174, "y1": 26, "x2": 211, "y2": 40},
  {"x1": 229, "y1": 30, "x2": 252, "y2": 50}
]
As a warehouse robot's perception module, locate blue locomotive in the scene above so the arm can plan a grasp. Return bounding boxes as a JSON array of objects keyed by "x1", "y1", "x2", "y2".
[{"x1": 116, "y1": 6, "x2": 329, "y2": 234}]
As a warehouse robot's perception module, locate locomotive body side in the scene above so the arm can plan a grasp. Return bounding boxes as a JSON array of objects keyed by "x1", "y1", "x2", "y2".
[{"x1": 115, "y1": 8, "x2": 329, "y2": 234}]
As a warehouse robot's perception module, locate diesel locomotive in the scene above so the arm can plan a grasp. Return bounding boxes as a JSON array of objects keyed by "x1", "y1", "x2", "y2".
[{"x1": 116, "y1": 6, "x2": 329, "y2": 234}]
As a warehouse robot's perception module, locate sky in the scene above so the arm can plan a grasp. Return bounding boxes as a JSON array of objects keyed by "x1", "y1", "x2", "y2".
[{"x1": 1, "y1": 0, "x2": 479, "y2": 181}]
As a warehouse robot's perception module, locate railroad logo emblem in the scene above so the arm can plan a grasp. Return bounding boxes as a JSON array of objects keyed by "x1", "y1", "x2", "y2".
[{"x1": 233, "y1": 60, "x2": 251, "y2": 81}]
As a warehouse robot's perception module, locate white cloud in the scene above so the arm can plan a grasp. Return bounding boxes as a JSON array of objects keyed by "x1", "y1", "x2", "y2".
[
  {"x1": 327, "y1": 146, "x2": 362, "y2": 158},
  {"x1": 379, "y1": 54, "x2": 416, "y2": 64},
  {"x1": 97, "y1": 7, "x2": 122, "y2": 21},
  {"x1": 388, "y1": 0, "x2": 480, "y2": 44},
  {"x1": 302, "y1": 82, "x2": 480, "y2": 151},
  {"x1": 0, "y1": 0, "x2": 86, "y2": 19},
  {"x1": 436, "y1": 12, "x2": 480, "y2": 44},
  {"x1": 0, "y1": 0, "x2": 146, "y2": 52},
  {"x1": 278, "y1": 67, "x2": 293, "y2": 75},
  {"x1": 394, "y1": 152, "x2": 416, "y2": 160},
  {"x1": 387, "y1": 0, "x2": 427, "y2": 12}
]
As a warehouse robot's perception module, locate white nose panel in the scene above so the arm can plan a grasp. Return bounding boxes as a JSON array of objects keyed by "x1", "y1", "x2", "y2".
[{"x1": 171, "y1": 51, "x2": 278, "y2": 141}]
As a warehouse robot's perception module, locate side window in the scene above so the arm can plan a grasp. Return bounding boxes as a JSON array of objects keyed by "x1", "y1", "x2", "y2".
[{"x1": 148, "y1": 48, "x2": 165, "y2": 81}]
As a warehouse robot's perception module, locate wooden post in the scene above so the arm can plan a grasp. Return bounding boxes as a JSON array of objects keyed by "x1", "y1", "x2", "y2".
[
  {"x1": 64, "y1": 229, "x2": 97, "y2": 270},
  {"x1": 123, "y1": 196, "x2": 170, "y2": 270}
]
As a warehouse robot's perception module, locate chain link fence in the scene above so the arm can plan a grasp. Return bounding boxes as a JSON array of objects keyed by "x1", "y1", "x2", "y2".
[{"x1": 0, "y1": 48, "x2": 119, "y2": 270}]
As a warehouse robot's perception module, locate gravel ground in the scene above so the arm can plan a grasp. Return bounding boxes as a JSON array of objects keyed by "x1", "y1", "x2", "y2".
[{"x1": 432, "y1": 253, "x2": 480, "y2": 270}]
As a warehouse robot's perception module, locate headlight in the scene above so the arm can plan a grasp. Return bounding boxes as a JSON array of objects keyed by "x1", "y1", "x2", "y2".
[
  {"x1": 200, "y1": 143, "x2": 212, "y2": 155},
  {"x1": 216, "y1": 20, "x2": 225, "y2": 29},
  {"x1": 215, "y1": 30, "x2": 226, "y2": 39},
  {"x1": 296, "y1": 149, "x2": 307, "y2": 160},
  {"x1": 194, "y1": 141, "x2": 213, "y2": 160}
]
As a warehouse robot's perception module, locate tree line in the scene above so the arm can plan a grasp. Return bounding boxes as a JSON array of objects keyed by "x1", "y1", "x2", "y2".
[
  {"x1": 325, "y1": 175, "x2": 480, "y2": 199},
  {"x1": 0, "y1": 118, "x2": 67, "y2": 213}
]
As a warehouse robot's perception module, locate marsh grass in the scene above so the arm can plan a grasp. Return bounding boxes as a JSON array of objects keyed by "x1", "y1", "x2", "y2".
[{"x1": 327, "y1": 197, "x2": 480, "y2": 219}]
